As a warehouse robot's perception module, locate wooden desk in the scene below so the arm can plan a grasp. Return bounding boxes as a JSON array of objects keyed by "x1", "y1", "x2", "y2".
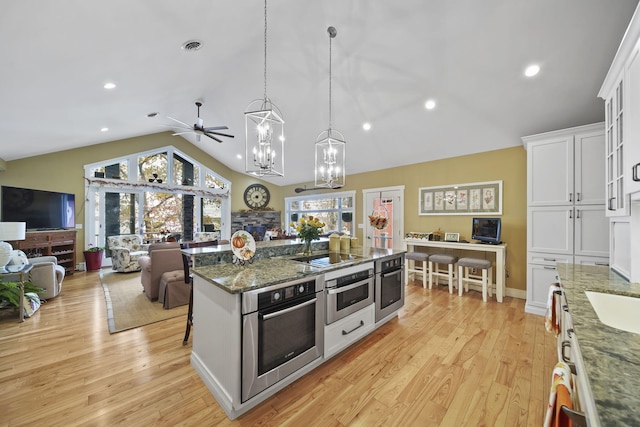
[{"x1": 403, "y1": 239, "x2": 507, "y2": 302}]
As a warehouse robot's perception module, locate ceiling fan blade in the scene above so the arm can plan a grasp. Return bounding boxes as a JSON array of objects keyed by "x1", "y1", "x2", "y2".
[
  {"x1": 205, "y1": 131, "x2": 235, "y2": 139},
  {"x1": 204, "y1": 133, "x2": 223, "y2": 143},
  {"x1": 172, "y1": 131, "x2": 195, "y2": 136},
  {"x1": 294, "y1": 186, "x2": 344, "y2": 193},
  {"x1": 167, "y1": 117, "x2": 193, "y2": 128},
  {"x1": 203, "y1": 126, "x2": 229, "y2": 131}
]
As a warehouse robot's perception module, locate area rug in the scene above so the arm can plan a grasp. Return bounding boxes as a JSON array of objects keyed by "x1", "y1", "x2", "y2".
[{"x1": 100, "y1": 270, "x2": 188, "y2": 333}]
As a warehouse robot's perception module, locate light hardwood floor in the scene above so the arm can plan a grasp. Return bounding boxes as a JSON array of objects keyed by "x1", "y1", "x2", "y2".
[{"x1": 0, "y1": 271, "x2": 557, "y2": 426}]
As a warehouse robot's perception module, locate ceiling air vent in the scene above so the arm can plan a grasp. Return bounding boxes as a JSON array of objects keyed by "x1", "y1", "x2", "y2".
[{"x1": 182, "y1": 39, "x2": 202, "y2": 52}]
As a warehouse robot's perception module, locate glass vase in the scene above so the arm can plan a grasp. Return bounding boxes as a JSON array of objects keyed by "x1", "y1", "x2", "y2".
[{"x1": 303, "y1": 240, "x2": 312, "y2": 255}]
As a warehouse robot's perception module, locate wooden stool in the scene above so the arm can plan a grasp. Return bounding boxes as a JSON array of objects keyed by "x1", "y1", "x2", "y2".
[
  {"x1": 428, "y1": 254, "x2": 458, "y2": 293},
  {"x1": 405, "y1": 251, "x2": 429, "y2": 288},
  {"x1": 457, "y1": 257, "x2": 493, "y2": 301}
]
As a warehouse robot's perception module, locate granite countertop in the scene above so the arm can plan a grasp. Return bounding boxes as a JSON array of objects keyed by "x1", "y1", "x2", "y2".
[
  {"x1": 555, "y1": 263, "x2": 640, "y2": 426},
  {"x1": 191, "y1": 245, "x2": 404, "y2": 294}
]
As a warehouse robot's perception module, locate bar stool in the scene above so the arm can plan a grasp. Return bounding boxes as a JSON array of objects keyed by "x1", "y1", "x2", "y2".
[
  {"x1": 428, "y1": 254, "x2": 458, "y2": 293},
  {"x1": 405, "y1": 251, "x2": 430, "y2": 288},
  {"x1": 457, "y1": 257, "x2": 493, "y2": 302}
]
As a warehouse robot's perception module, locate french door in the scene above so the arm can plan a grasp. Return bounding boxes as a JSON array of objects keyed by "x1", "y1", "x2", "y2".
[{"x1": 363, "y1": 186, "x2": 404, "y2": 250}]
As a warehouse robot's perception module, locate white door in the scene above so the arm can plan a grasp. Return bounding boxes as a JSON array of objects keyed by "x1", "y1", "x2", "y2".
[{"x1": 363, "y1": 186, "x2": 404, "y2": 251}]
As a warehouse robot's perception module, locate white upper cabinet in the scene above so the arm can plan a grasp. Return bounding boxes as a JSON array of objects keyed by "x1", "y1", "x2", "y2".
[
  {"x1": 602, "y1": 75, "x2": 627, "y2": 216},
  {"x1": 523, "y1": 123, "x2": 605, "y2": 207},
  {"x1": 599, "y1": 5, "x2": 640, "y2": 199},
  {"x1": 625, "y1": 42, "x2": 640, "y2": 195}
]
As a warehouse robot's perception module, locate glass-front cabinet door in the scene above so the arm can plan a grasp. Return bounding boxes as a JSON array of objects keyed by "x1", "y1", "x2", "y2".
[{"x1": 605, "y1": 77, "x2": 628, "y2": 217}]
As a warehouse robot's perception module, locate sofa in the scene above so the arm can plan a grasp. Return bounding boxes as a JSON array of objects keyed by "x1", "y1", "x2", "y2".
[
  {"x1": 106, "y1": 234, "x2": 149, "y2": 273},
  {"x1": 137, "y1": 242, "x2": 188, "y2": 308}
]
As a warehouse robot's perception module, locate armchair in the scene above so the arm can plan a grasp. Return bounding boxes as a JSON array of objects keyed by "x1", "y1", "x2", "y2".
[
  {"x1": 107, "y1": 234, "x2": 149, "y2": 273},
  {"x1": 8, "y1": 252, "x2": 65, "y2": 299},
  {"x1": 193, "y1": 231, "x2": 219, "y2": 243},
  {"x1": 137, "y1": 242, "x2": 185, "y2": 304}
]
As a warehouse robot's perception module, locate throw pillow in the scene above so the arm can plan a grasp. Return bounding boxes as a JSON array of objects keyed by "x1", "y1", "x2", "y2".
[{"x1": 10, "y1": 250, "x2": 29, "y2": 267}]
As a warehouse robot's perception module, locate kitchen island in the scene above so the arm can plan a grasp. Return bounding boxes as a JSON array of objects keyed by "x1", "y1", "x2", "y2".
[
  {"x1": 555, "y1": 264, "x2": 640, "y2": 426},
  {"x1": 187, "y1": 241, "x2": 405, "y2": 419}
]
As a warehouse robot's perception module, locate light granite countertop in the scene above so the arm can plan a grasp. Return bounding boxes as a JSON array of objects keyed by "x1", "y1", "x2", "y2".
[
  {"x1": 191, "y1": 244, "x2": 404, "y2": 294},
  {"x1": 555, "y1": 263, "x2": 640, "y2": 426}
]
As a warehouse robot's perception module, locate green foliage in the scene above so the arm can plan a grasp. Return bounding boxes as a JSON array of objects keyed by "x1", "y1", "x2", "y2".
[{"x1": 0, "y1": 280, "x2": 45, "y2": 308}]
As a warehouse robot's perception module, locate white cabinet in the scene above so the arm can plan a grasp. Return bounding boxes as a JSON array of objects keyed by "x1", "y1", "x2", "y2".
[
  {"x1": 610, "y1": 218, "x2": 631, "y2": 278},
  {"x1": 602, "y1": 75, "x2": 628, "y2": 215},
  {"x1": 523, "y1": 124, "x2": 609, "y2": 315},
  {"x1": 324, "y1": 304, "x2": 375, "y2": 359},
  {"x1": 524, "y1": 124, "x2": 605, "y2": 207},
  {"x1": 574, "y1": 205, "x2": 610, "y2": 258},
  {"x1": 625, "y1": 43, "x2": 640, "y2": 195},
  {"x1": 526, "y1": 135, "x2": 573, "y2": 206}
]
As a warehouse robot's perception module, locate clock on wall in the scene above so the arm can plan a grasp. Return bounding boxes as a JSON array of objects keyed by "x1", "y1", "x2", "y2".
[{"x1": 244, "y1": 183, "x2": 270, "y2": 209}]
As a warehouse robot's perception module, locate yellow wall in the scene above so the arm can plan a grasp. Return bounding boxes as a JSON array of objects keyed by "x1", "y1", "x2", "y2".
[
  {"x1": 280, "y1": 146, "x2": 527, "y2": 292},
  {"x1": 1, "y1": 134, "x2": 526, "y2": 292}
]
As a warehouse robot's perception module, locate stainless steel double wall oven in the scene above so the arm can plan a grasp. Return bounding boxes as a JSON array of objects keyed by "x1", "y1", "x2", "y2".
[
  {"x1": 241, "y1": 274, "x2": 324, "y2": 402},
  {"x1": 375, "y1": 254, "x2": 405, "y2": 322}
]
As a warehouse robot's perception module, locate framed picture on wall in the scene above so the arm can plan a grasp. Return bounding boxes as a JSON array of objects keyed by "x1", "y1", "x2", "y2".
[
  {"x1": 419, "y1": 180, "x2": 502, "y2": 215},
  {"x1": 444, "y1": 232, "x2": 460, "y2": 242}
]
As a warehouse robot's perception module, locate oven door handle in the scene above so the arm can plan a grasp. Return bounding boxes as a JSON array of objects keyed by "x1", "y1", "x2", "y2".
[
  {"x1": 381, "y1": 269, "x2": 402, "y2": 278},
  {"x1": 326, "y1": 279, "x2": 371, "y2": 295},
  {"x1": 261, "y1": 297, "x2": 317, "y2": 320}
]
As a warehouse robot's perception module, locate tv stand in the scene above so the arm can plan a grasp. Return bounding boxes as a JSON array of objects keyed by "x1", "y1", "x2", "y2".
[{"x1": 9, "y1": 230, "x2": 77, "y2": 275}]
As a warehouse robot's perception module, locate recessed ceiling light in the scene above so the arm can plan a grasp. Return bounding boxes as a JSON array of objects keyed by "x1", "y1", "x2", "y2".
[
  {"x1": 425, "y1": 99, "x2": 436, "y2": 110},
  {"x1": 103, "y1": 82, "x2": 116, "y2": 90},
  {"x1": 100, "y1": 127, "x2": 109, "y2": 132},
  {"x1": 362, "y1": 122, "x2": 371, "y2": 131},
  {"x1": 524, "y1": 64, "x2": 540, "y2": 77},
  {"x1": 236, "y1": 154, "x2": 242, "y2": 160}
]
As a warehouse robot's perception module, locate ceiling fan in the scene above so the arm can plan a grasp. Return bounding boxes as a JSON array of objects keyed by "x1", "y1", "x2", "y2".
[
  {"x1": 294, "y1": 186, "x2": 344, "y2": 193},
  {"x1": 165, "y1": 101, "x2": 234, "y2": 143}
]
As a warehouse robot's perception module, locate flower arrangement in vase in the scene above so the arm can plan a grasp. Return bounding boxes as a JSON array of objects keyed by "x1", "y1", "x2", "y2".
[{"x1": 290, "y1": 216, "x2": 325, "y2": 255}]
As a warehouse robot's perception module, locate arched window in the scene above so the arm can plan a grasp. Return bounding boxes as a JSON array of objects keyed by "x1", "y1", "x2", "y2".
[{"x1": 84, "y1": 146, "x2": 231, "y2": 258}]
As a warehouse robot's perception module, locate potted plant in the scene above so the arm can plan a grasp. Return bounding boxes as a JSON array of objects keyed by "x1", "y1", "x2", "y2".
[
  {"x1": 0, "y1": 280, "x2": 44, "y2": 310},
  {"x1": 83, "y1": 243, "x2": 105, "y2": 272}
]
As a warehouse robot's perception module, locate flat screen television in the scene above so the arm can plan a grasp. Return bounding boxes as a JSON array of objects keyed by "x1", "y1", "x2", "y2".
[
  {"x1": 471, "y1": 217, "x2": 501, "y2": 244},
  {"x1": 1, "y1": 185, "x2": 75, "y2": 230}
]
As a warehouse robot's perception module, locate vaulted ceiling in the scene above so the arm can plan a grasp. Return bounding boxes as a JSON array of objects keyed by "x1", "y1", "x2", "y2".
[{"x1": 1, "y1": 1, "x2": 638, "y2": 185}]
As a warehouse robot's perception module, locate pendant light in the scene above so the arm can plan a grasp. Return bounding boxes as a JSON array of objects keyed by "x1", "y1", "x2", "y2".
[
  {"x1": 245, "y1": 0, "x2": 285, "y2": 177},
  {"x1": 315, "y1": 26, "x2": 346, "y2": 189}
]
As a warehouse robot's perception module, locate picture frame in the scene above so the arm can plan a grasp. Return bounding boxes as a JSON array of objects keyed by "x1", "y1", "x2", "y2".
[
  {"x1": 418, "y1": 180, "x2": 502, "y2": 215},
  {"x1": 444, "y1": 232, "x2": 460, "y2": 242}
]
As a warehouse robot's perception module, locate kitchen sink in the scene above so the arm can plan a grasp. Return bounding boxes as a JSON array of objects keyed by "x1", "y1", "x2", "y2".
[{"x1": 584, "y1": 291, "x2": 640, "y2": 335}]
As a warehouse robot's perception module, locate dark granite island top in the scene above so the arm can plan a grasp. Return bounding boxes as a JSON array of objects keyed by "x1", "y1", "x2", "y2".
[
  {"x1": 188, "y1": 239, "x2": 404, "y2": 294},
  {"x1": 555, "y1": 263, "x2": 640, "y2": 426}
]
